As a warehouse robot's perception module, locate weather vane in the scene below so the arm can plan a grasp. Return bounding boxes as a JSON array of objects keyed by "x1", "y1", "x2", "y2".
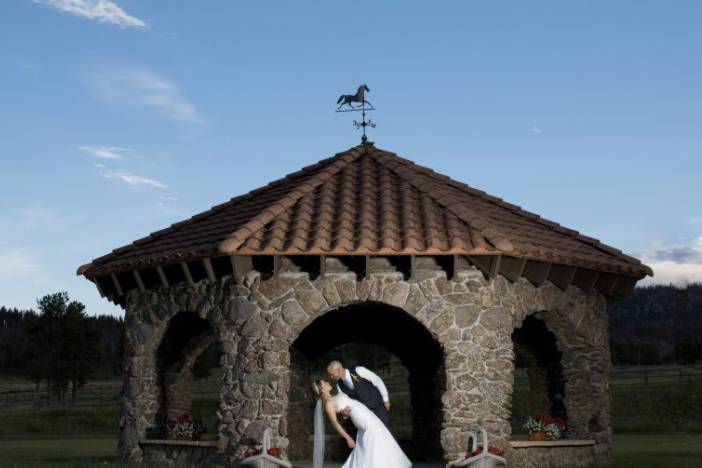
[{"x1": 336, "y1": 84, "x2": 376, "y2": 144}]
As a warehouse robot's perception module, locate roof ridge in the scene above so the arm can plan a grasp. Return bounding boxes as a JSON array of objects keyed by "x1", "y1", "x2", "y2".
[
  {"x1": 368, "y1": 148, "x2": 515, "y2": 253},
  {"x1": 217, "y1": 146, "x2": 366, "y2": 253},
  {"x1": 371, "y1": 148, "x2": 649, "y2": 274}
]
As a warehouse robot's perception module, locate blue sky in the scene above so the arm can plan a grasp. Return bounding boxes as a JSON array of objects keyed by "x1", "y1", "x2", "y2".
[{"x1": 1, "y1": 1, "x2": 701, "y2": 316}]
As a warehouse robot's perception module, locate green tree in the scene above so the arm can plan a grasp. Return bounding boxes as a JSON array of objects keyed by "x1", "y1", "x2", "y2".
[{"x1": 25, "y1": 292, "x2": 97, "y2": 403}]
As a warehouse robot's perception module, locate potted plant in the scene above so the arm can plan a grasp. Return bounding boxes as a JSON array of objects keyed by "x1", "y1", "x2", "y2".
[
  {"x1": 165, "y1": 414, "x2": 207, "y2": 440},
  {"x1": 543, "y1": 416, "x2": 566, "y2": 441},
  {"x1": 524, "y1": 414, "x2": 566, "y2": 441}
]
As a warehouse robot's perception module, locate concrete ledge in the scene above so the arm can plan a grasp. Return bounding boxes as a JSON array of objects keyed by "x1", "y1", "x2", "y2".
[
  {"x1": 510, "y1": 439, "x2": 595, "y2": 448},
  {"x1": 140, "y1": 438, "x2": 219, "y2": 447}
]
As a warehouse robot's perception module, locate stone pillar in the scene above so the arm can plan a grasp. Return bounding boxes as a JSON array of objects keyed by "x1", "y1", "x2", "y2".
[
  {"x1": 118, "y1": 292, "x2": 163, "y2": 463},
  {"x1": 532, "y1": 291, "x2": 613, "y2": 466},
  {"x1": 219, "y1": 290, "x2": 293, "y2": 463}
]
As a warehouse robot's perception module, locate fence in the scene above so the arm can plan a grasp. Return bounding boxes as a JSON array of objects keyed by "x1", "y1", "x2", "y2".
[
  {"x1": 2, "y1": 365, "x2": 700, "y2": 413},
  {"x1": 512, "y1": 364, "x2": 702, "y2": 392}
]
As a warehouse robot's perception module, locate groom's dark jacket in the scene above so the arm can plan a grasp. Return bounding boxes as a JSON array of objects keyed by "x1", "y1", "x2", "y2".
[{"x1": 337, "y1": 366, "x2": 391, "y2": 428}]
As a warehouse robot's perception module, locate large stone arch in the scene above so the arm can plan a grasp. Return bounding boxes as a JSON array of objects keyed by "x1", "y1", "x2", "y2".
[
  {"x1": 511, "y1": 315, "x2": 567, "y2": 428},
  {"x1": 287, "y1": 301, "x2": 446, "y2": 461},
  {"x1": 505, "y1": 279, "x2": 613, "y2": 466},
  {"x1": 118, "y1": 283, "x2": 234, "y2": 462}
]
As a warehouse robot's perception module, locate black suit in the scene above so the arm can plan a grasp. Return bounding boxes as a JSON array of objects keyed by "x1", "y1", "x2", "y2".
[{"x1": 337, "y1": 366, "x2": 391, "y2": 429}]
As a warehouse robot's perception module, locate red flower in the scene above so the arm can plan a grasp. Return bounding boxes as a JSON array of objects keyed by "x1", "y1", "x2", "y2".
[
  {"x1": 268, "y1": 447, "x2": 283, "y2": 457},
  {"x1": 177, "y1": 414, "x2": 189, "y2": 423},
  {"x1": 532, "y1": 414, "x2": 566, "y2": 428},
  {"x1": 466, "y1": 446, "x2": 505, "y2": 458}
]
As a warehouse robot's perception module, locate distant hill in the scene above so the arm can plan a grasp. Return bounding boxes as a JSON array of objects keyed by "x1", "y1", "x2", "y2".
[
  {"x1": 609, "y1": 283, "x2": 702, "y2": 365},
  {"x1": 0, "y1": 306, "x2": 123, "y2": 378}
]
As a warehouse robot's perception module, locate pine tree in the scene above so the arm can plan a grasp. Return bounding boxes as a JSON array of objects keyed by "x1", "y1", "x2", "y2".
[{"x1": 25, "y1": 292, "x2": 97, "y2": 403}]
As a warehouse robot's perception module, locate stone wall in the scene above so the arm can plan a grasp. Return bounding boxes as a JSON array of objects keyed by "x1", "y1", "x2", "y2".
[
  {"x1": 119, "y1": 263, "x2": 612, "y2": 467},
  {"x1": 511, "y1": 445, "x2": 597, "y2": 468}
]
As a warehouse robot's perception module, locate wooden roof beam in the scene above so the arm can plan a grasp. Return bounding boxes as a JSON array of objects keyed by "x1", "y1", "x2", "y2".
[
  {"x1": 523, "y1": 260, "x2": 552, "y2": 286},
  {"x1": 548, "y1": 264, "x2": 578, "y2": 290},
  {"x1": 156, "y1": 265, "x2": 170, "y2": 288},
  {"x1": 572, "y1": 268, "x2": 599, "y2": 294},
  {"x1": 499, "y1": 256, "x2": 527, "y2": 283},
  {"x1": 110, "y1": 273, "x2": 124, "y2": 296},
  {"x1": 320, "y1": 255, "x2": 327, "y2": 278},
  {"x1": 202, "y1": 258, "x2": 217, "y2": 283},
  {"x1": 613, "y1": 276, "x2": 638, "y2": 298},
  {"x1": 94, "y1": 278, "x2": 106, "y2": 298},
  {"x1": 181, "y1": 262, "x2": 194, "y2": 286},
  {"x1": 595, "y1": 272, "x2": 618, "y2": 297},
  {"x1": 132, "y1": 270, "x2": 146, "y2": 292},
  {"x1": 467, "y1": 255, "x2": 501, "y2": 279}
]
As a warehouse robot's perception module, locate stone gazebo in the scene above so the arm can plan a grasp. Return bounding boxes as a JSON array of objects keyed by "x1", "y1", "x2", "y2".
[{"x1": 78, "y1": 142, "x2": 651, "y2": 467}]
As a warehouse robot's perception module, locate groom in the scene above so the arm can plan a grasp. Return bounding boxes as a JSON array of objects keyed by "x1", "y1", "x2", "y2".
[{"x1": 326, "y1": 360, "x2": 391, "y2": 428}]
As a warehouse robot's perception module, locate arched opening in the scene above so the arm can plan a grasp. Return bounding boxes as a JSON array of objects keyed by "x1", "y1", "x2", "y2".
[
  {"x1": 150, "y1": 311, "x2": 223, "y2": 440},
  {"x1": 511, "y1": 315, "x2": 567, "y2": 435},
  {"x1": 288, "y1": 302, "x2": 445, "y2": 462}
]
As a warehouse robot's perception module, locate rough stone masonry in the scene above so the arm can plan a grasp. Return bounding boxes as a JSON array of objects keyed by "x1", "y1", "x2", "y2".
[{"x1": 120, "y1": 262, "x2": 612, "y2": 467}]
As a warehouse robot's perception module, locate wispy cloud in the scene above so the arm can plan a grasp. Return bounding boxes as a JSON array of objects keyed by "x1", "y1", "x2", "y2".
[
  {"x1": 640, "y1": 236, "x2": 702, "y2": 286},
  {"x1": 34, "y1": 0, "x2": 148, "y2": 29},
  {"x1": 689, "y1": 217, "x2": 702, "y2": 224},
  {"x1": 79, "y1": 145, "x2": 131, "y2": 160},
  {"x1": 88, "y1": 69, "x2": 202, "y2": 124},
  {"x1": 155, "y1": 196, "x2": 185, "y2": 215},
  {"x1": 99, "y1": 168, "x2": 167, "y2": 189},
  {"x1": 531, "y1": 126, "x2": 542, "y2": 134},
  {"x1": 18, "y1": 207, "x2": 56, "y2": 229},
  {"x1": 0, "y1": 251, "x2": 42, "y2": 279}
]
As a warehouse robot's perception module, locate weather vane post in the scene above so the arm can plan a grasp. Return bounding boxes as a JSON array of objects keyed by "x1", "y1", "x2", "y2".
[{"x1": 335, "y1": 84, "x2": 376, "y2": 143}]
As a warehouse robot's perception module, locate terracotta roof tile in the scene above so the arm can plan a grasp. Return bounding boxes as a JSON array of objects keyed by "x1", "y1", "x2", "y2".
[{"x1": 78, "y1": 143, "x2": 652, "y2": 278}]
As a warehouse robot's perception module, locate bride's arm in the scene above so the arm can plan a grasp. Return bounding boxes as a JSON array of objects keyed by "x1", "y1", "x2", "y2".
[{"x1": 325, "y1": 401, "x2": 356, "y2": 448}]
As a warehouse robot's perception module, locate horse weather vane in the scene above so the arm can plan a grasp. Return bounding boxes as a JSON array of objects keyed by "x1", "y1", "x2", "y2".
[{"x1": 336, "y1": 84, "x2": 376, "y2": 144}]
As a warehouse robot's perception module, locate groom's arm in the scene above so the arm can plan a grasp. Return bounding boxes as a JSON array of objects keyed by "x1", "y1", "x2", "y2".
[{"x1": 356, "y1": 366, "x2": 390, "y2": 407}]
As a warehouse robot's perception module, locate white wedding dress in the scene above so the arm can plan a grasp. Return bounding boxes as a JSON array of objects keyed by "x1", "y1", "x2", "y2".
[{"x1": 334, "y1": 393, "x2": 412, "y2": 468}]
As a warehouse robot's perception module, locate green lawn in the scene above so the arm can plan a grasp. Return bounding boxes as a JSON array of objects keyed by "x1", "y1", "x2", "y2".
[
  {"x1": 1, "y1": 434, "x2": 701, "y2": 467},
  {"x1": 0, "y1": 437, "x2": 119, "y2": 467},
  {"x1": 1, "y1": 370, "x2": 700, "y2": 466},
  {"x1": 611, "y1": 433, "x2": 702, "y2": 468}
]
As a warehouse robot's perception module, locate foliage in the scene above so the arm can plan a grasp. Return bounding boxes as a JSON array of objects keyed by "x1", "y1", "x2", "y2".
[
  {"x1": 24, "y1": 293, "x2": 98, "y2": 403},
  {"x1": 165, "y1": 414, "x2": 206, "y2": 440},
  {"x1": 523, "y1": 414, "x2": 566, "y2": 440},
  {"x1": 0, "y1": 304, "x2": 123, "y2": 381},
  {"x1": 609, "y1": 283, "x2": 702, "y2": 366}
]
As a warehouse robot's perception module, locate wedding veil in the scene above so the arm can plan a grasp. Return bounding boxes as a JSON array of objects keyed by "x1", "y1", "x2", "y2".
[{"x1": 313, "y1": 399, "x2": 325, "y2": 468}]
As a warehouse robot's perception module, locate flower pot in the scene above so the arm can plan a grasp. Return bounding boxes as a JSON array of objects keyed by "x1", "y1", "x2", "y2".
[{"x1": 528, "y1": 431, "x2": 546, "y2": 441}]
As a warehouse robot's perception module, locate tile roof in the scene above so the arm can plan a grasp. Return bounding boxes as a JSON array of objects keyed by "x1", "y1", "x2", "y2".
[{"x1": 78, "y1": 143, "x2": 652, "y2": 279}]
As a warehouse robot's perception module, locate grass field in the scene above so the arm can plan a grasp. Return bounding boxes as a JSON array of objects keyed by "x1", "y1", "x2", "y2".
[
  {"x1": 1, "y1": 434, "x2": 701, "y2": 467},
  {"x1": 611, "y1": 433, "x2": 702, "y2": 468},
  {"x1": 1, "y1": 367, "x2": 700, "y2": 466}
]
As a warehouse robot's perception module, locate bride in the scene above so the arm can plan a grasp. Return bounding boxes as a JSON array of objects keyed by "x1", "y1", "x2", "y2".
[{"x1": 312, "y1": 379, "x2": 412, "y2": 468}]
